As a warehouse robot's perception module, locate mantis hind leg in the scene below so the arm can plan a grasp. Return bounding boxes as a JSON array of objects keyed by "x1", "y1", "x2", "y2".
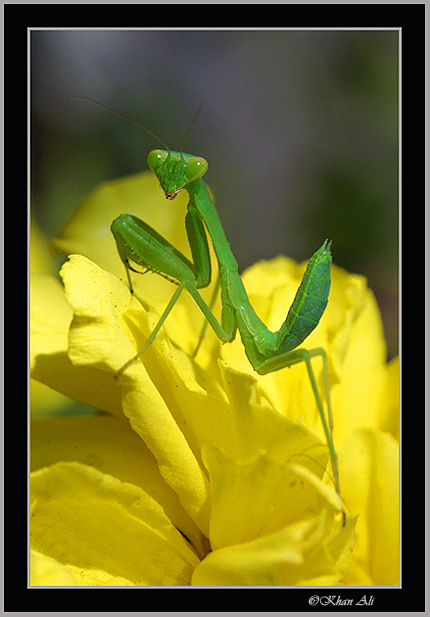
[
  {"x1": 300, "y1": 350, "x2": 341, "y2": 503},
  {"x1": 257, "y1": 348, "x2": 344, "y2": 523}
]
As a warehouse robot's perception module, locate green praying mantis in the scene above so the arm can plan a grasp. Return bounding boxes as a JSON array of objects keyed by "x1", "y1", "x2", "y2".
[{"x1": 75, "y1": 98, "x2": 345, "y2": 523}]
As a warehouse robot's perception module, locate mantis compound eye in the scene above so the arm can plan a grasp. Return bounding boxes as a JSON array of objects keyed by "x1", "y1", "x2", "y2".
[
  {"x1": 185, "y1": 157, "x2": 208, "y2": 182},
  {"x1": 147, "y1": 149, "x2": 169, "y2": 171}
]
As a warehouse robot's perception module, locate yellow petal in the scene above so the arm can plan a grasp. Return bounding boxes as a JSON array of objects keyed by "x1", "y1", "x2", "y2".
[
  {"x1": 329, "y1": 277, "x2": 388, "y2": 443},
  {"x1": 30, "y1": 550, "x2": 77, "y2": 586},
  {"x1": 339, "y1": 429, "x2": 399, "y2": 586},
  {"x1": 218, "y1": 361, "x2": 330, "y2": 467},
  {"x1": 31, "y1": 549, "x2": 143, "y2": 585},
  {"x1": 31, "y1": 462, "x2": 200, "y2": 586},
  {"x1": 61, "y1": 254, "x2": 133, "y2": 370},
  {"x1": 30, "y1": 273, "x2": 72, "y2": 362},
  {"x1": 379, "y1": 356, "x2": 399, "y2": 440},
  {"x1": 31, "y1": 414, "x2": 206, "y2": 557},
  {"x1": 192, "y1": 513, "x2": 356, "y2": 586},
  {"x1": 204, "y1": 443, "x2": 342, "y2": 551},
  {"x1": 30, "y1": 378, "x2": 77, "y2": 418},
  {"x1": 31, "y1": 549, "x2": 137, "y2": 586},
  {"x1": 30, "y1": 274, "x2": 76, "y2": 417},
  {"x1": 118, "y1": 342, "x2": 213, "y2": 535},
  {"x1": 30, "y1": 223, "x2": 78, "y2": 416}
]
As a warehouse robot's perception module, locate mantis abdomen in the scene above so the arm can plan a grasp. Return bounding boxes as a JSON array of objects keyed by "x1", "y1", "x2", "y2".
[{"x1": 276, "y1": 240, "x2": 332, "y2": 353}]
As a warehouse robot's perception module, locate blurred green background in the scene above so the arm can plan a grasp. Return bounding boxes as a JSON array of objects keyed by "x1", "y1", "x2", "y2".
[{"x1": 31, "y1": 30, "x2": 398, "y2": 360}]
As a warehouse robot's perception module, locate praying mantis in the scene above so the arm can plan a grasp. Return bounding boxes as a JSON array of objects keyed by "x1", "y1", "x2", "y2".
[{"x1": 75, "y1": 98, "x2": 344, "y2": 522}]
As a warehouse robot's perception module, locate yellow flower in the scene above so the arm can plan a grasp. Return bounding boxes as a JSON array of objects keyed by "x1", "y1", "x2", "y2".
[{"x1": 30, "y1": 171, "x2": 398, "y2": 586}]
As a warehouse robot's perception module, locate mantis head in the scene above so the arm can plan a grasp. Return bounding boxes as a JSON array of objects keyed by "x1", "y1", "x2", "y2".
[{"x1": 147, "y1": 149, "x2": 209, "y2": 200}]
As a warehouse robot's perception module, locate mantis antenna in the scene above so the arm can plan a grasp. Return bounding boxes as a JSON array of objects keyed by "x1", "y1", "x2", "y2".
[
  {"x1": 72, "y1": 96, "x2": 170, "y2": 152},
  {"x1": 179, "y1": 103, "x2": 203, "y2": 155}
]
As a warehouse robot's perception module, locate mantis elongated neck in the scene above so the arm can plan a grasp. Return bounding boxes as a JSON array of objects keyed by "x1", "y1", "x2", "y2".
[{"x1": 188, "y1": 178, "x2": 239, "y2": 273}]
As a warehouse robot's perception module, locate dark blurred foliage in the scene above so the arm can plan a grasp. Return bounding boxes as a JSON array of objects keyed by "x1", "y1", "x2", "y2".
[{"x1": 31, "y1": 30, "x2": 398, "y2": 359}]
